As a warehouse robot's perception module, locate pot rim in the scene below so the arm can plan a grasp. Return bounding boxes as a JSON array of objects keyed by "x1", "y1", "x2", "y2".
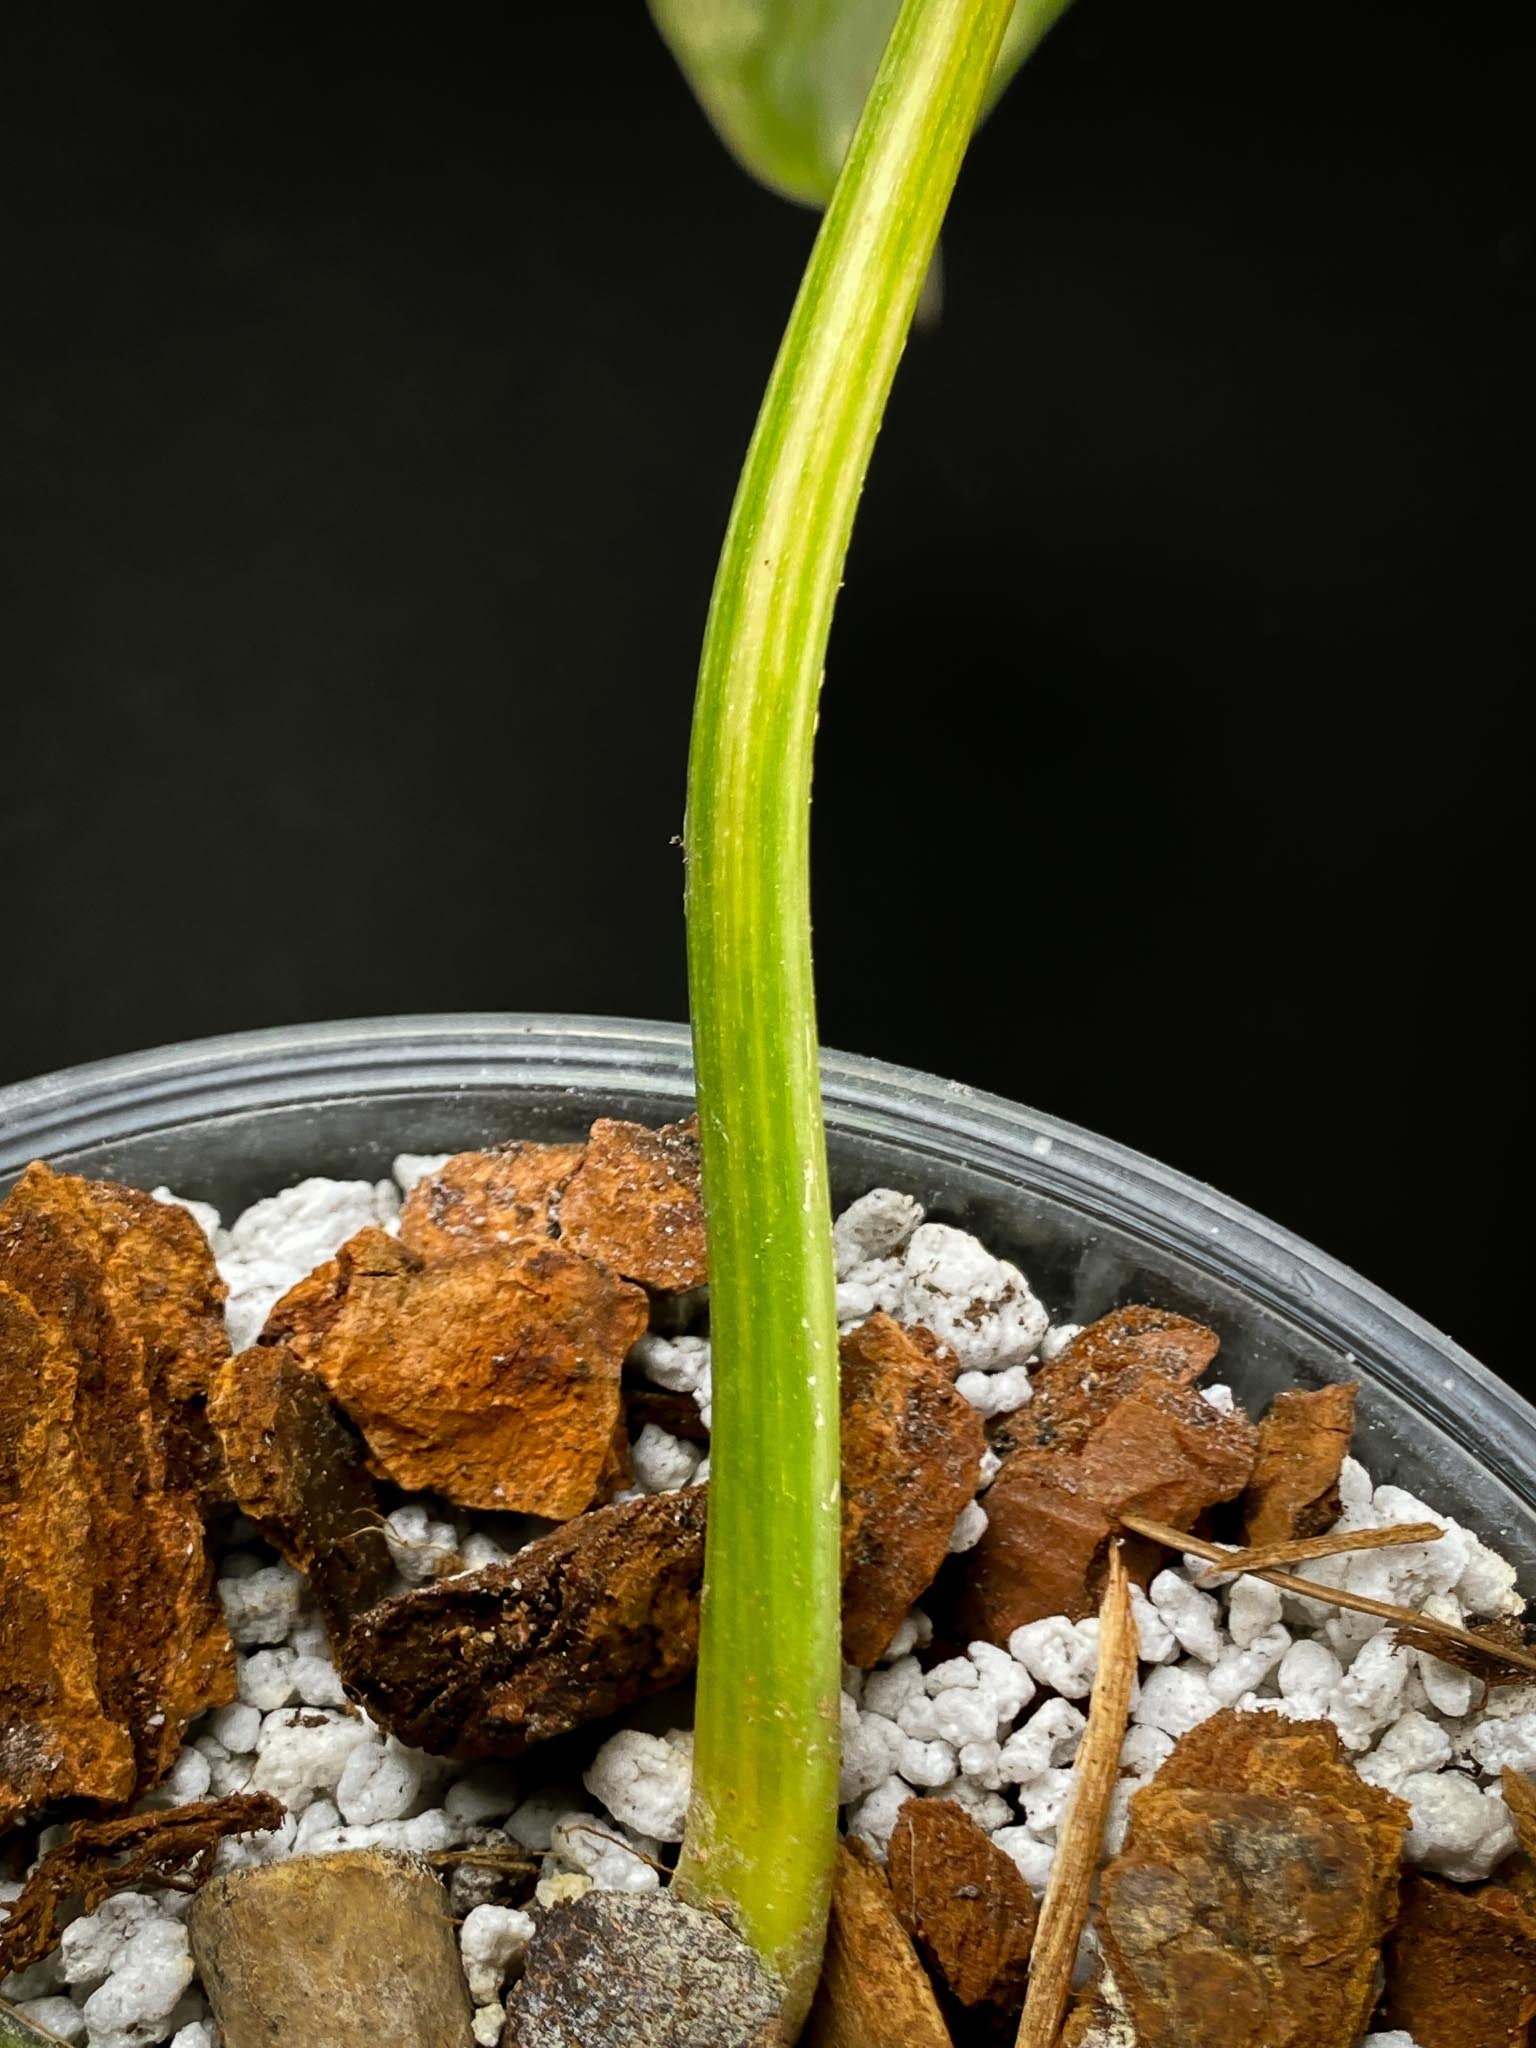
[{"x1": 0, "y1": 1010, "x2": 1527, "y2": 1505}]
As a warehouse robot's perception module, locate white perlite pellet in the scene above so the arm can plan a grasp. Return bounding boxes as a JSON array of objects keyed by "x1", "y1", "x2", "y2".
[{"x1": 1, "y1": 1177, "x2": 1523, "y2": 2046}]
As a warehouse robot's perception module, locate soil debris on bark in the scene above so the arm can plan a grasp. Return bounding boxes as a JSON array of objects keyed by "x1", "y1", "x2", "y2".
[
  {"x1": 0, "y1": 1166, "x2": 235, "y2": 1824},
  {"x1": 1094, "y1": 1708, "x2": 1409, "y2": 2048},
  {"x1": 296, "y1": 1226, "x2": 649, "y2": 1515},
  {"x1": 557, "y1": 1117, "x2": 708, "y2": 1295},
  {"x1": 1382, "y1": 1871, "x2": 1536, "y2": 2047},
  {"x1": 504, "y1": 1885, "x2": 782, "y2": 2047},
  {"x1": 961, "y1": 1375, "x2": 1256, "y2": 1638},
  {"x1": 886, "y1": 1797, "x2": 1035, "y2": 2033},
  {"x1": 207, "y1": 1341, "x2": 394, "y2": 1631},
  {"x1": 341, "y1": 1488, "x2": 709, "y2": 1756},
  {"x1": 399, "y1": 1141, "x2": 588, "y2": 1261},
  {"x1": 840, "y1": 1314, "x2": 985, "y2": 1666},
  {"x1": 1001, "y1": 1306, "x2": 1219, "y2": 1459},
  {"x1": 805, "y1": 1841, "x2": 954, "y2": 2048},
  {"x1": 0, "y1": 1793, "x2": 284, "y2": 1977},
  {"x1": 1240, "y1": 1382, "x2": 1358, "y2": 1544},
  {"x1": 190, "y1": 1848, "x2": 475, "y2": 2048}
]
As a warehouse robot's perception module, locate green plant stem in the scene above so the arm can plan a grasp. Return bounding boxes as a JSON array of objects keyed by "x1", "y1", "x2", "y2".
[{"x1": 675, "y1": 0, "x2": 1016, "y2": 2019}]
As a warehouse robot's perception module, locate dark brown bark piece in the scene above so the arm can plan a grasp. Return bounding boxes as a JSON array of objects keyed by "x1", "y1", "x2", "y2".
[
  {"x1": 1003, "y1": 1305, "x2": 1220, "y2": 1458},
  {"x1": 398, "y1": 1141, "x2": 588, "y2": 1261},
  {"x1": 805, "y1": 1842, "x2": 953, "y2": 2048},
  {"x1": 208, "y1": 1342, "x2": 393, "y2": 1632},
  {"x1": 504, "y1": 1887, "x2": 782, "y2": 2047},
  {"x1": 0, "y1": 1166, "x2": 235, "y2": 1815},
  {"x1": 886, "y1": 1798, "x2": 1035, "y2": 2020},
  {"x1": 0, "y1": 1794, "x2": 284, "y2": 1977},
  {"x1": 1096, "y1": 1710, "x2": 1408, "y2": 2048},
  {"x1": 840, "y1": 1314, "x2": 985, "y2": 1666},
  {"x1": 626, "y1": 1386, "x2": 712, "y2": 1444},
  {"x1": 961, "y1": 1377, "x2": 1256, "y2": 1638},
  {"x1": 0, "y1": 1280, "x2": 136, "y2": 1828},
  {"x1": 341, "y1": 1489, "x2": 709, "y2": 1756},
  {"x1": 1383, "y1": 1872, "x2": 1536, "y2": 2048},
  {"x1": 1240, "y1": 1383, "x2": 1358, "y2": 1545},
  {"x1": 558, "y1": 1117, "x2": 707, "y2": 1293},
  {"x1": 191, "y1": 1849, "x2": 475, "y2": 2048},
  {"x1": 304, "y1": 1229, "x2": 649, "y2": 1515}
]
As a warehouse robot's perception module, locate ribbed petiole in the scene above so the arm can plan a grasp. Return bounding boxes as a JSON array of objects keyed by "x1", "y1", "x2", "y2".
[{"x1": 674, "y1": 0, "x2": 1018, "y2": 2023}]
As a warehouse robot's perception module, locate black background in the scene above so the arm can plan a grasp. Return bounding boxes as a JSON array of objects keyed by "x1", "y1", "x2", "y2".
[{"x1": 0, "y1": 4, "x2": 1527, "y2": 1368}]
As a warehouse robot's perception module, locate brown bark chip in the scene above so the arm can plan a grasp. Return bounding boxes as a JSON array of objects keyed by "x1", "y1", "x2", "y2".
[
  {"x1": 341, "y1": 1489, "x2": 709, "y2": 1756},
  {"x1": 805, "y1": 1842, "x2": 954, "y2": 2048},
  {"x1": 399, "y1": 1141, "x2": 588, "y2": 1261},
  {"x1": 1383, "y1": 1872, "x2": 1536, "y2": 2048},
  {"x1": 961, "y1": 1377, "x2": 1256, "y2": 1637},
  {"x1": 1095, "y1": 1710, "x2": 1409, "y2": 2048},
  {"x1": 1499, "y1": 1767, "x2": 1536, "y2": 1910},
  {"x1": 1241, "y1": 1382, "x2": 1358, "y2": 1545},
  {"x1": 0, "y1": 1162, "x2": 230, "y2": 1500},
  {"x1": 208, "y1": 1343, "x2": 393, "y2": 1632},
  {"x1": 304, "y1": 1230, "x2": 649, "y2": 1516},
  {"x1": 886, "y1": 1798, "x2": 1035, "y2": 2019},
  {"x1": 191, "y1": 1849, "x2": 475, "y2": 2048},
  {"x1": 557, "y1": 1117, "x2": 708, "y2": 1294},
  {"x1": 840, "y1": 1314, "x2": 985, "y2": 1666},
  {"x1": 0, "y1": 1167, "x2": 235, "y2": 1818},
  {"x1": 504, "y1": 1887, "x2": 782, "y2": 2047},
  {"x1": 0, "y1": 1794, "x2": 285, "y2": 1977},
  {"x1": 1010, "y1": 1305, "x2": 1220, "y2": 1456},
  {"x1": 0, "y1": 1281, "x2": 136, "y2": 1828}
]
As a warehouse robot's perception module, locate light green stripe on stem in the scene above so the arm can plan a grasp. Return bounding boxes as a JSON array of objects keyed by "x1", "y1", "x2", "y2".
[{"x1": 675, "y1": 0, "x2": 1017, "y2": 2020}]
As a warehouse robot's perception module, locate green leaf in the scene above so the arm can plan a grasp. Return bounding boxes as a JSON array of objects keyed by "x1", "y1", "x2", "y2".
[{"x1": 650, "y1": 0, "x2": 1074, "y2": 205}]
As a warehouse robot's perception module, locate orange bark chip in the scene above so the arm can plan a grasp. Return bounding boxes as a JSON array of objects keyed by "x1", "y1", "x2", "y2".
[
  {"x1": 0, "y1": 1161, "x2": 231, "y2": 1500},
  {"x1": 1009, "y1": 1304, "x2": 1220, "y2": 1457},
  {"x1": 558, "y1": 1116, "x2": 707, "y2": 1293},
  {"x1": 887, "y1": 1797, "x2": 1036, "y2": 2020},
  {"x1": 307, "y1": 1220, "x2": 651, "y2": 1515},
  {"x1": 1241, "y1": 1382, "x2": 1358, "y2": 1545},
  {"x1": 0, "y1": 1166, "x2": 235, "y2": 1820},
  {"x1": 1384, "y1": 1872, "x2": 1536, "y2": 2048},
  {"x1": 840, "y1": 1313, "x2": 985, "y2": 1666},
  {"x1": 1096, "y1": 1710, "x2": 1408, "y2": 2048},
  {"x1": 0, "y1": 1280, "x2": 136, "y2": 1828},
  {"x1": 306, "y1": 1232, "x2": 649, "y2": 1516},
  {"x1": 962, "y1": 1377, "x2": 1256, "y2": 1639},
  {"x1": 398, "y1": 1140, "x2": 588, "y2": 1261},
  {"x1": 959, "y1": 1448, "x2": 1118, "y2": 1633}
]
